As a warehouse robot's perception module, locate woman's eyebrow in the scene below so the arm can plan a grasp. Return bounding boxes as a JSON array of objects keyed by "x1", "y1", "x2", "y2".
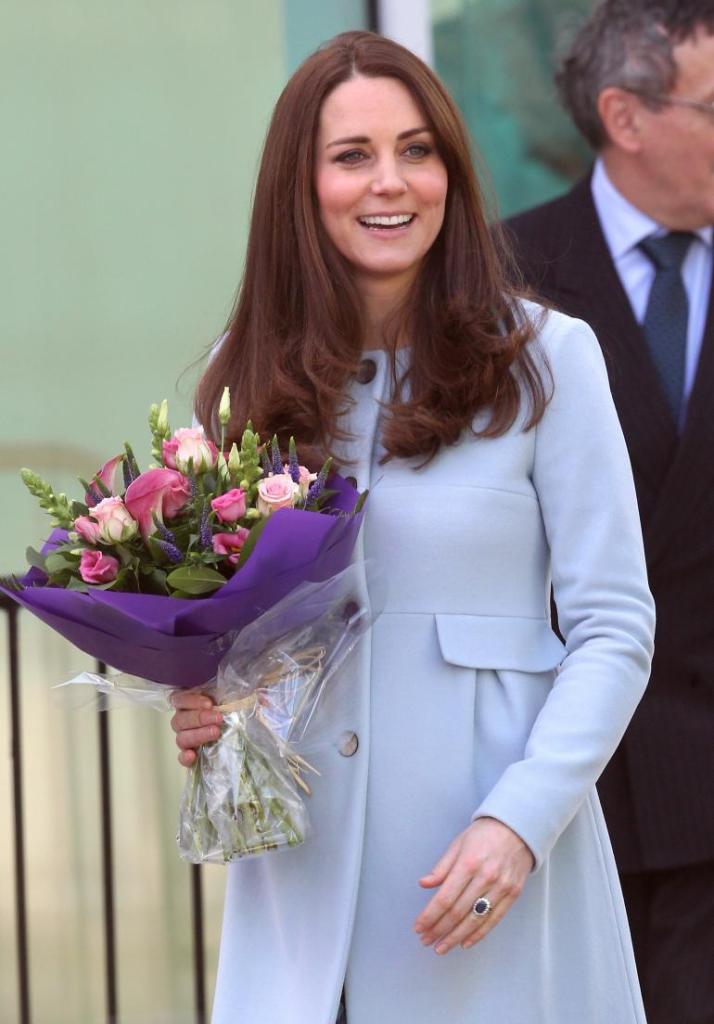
[{"x1": 326, "y1": 125, "x2": 431, "y2": 148}]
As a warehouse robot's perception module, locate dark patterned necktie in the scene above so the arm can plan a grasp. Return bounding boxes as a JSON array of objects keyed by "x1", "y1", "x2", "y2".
[{"x1": 637, "y1": 231, "x2": 695, "y2": 425}]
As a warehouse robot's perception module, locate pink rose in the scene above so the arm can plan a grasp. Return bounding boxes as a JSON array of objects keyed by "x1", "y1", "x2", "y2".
[
  {"x1": 283, "y1": 464, "x2": 317, "y2": 499},
  {"x1": 74, "y1": 515, "x2": 102, "y2": 544},
  {"x1": 210, "y1": 488, "x2": 247, "y2": 523},
  {"x1": 213, "y1": 528, "x2": 250, "y2": 565},
  {"x1": 124, "y1": 467, "x2": 191, "y2": 539},
  {"x1": 88, "y1": 496, "x2": 138, "y2": 544},
  {"x1": 256, "y1": 474, "x2": 299, "y2": 517},
  {"x1": 164, "y1": 427, "x2": 218, "y2": 474},
  {"x1": 79, "y1": 549, "x2": 119, "y2": 584},
  {"x1": 162, "y1": 436, "x2": 180, "y2": 469},
  {"x1": 85, "y1": 454, "x2": 124, "y2": 507}
]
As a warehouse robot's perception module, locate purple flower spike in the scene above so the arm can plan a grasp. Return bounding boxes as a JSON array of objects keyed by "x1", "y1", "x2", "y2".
[
  {"x1": 305, "y1": 458, "x2": 333, "y2": 508},
  {"x1": 155, "y1": 539, "x2": 183, "y2": 564},
  {"x1": 122, "y1": 457, "x2": 136, "y2": 490},
  {"x1": 199, "y1": 503, "x2": 212, "y2": 550},
  {"x1": 260, "y1": 448, "x2": 272, "y2": 476},
  {"x1": 156, "y1": 520, "x2": 177, "y2": 546},
  {"x1": 271, "y1": 440, "x2": 283, "y2": 477},
  {"x1": 306, "y1": 473, "x2": 326, "y2": 506},
  {"x1": 288, "y1": 440, "x2": 300, "y2": 484}
]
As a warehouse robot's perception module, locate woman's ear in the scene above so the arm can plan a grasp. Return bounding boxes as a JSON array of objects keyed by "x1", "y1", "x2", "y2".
[{"x1": 597, "y1": 87, "x2": 645, "y2": 154}]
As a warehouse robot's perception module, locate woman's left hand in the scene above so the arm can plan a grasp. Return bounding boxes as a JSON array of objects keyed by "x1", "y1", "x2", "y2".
[{"x1": 414, "y1": 816, "x2": 535, "y2": 954}]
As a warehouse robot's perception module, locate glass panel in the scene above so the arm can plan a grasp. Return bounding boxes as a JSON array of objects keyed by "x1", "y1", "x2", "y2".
[
  {"x1": 432, "y1": 0, "x2": 592, "y2": 217},
  {"x1": 283, "y1": 0, "x2": 368, "y2": 71}
]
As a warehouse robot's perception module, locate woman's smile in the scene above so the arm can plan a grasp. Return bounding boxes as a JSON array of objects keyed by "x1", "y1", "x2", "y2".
[{"x1": 357, "y1": 212, "x2": 416, "y2": 233}]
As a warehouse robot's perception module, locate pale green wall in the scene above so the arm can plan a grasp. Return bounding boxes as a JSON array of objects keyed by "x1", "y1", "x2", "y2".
[{"x1": 0, "y1": 0, "x2": 287, "y2": 572}]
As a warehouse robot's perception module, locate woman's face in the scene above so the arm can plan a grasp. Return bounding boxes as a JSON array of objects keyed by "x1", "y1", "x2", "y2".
[{"x1": 314, "y1": 75, "x2": 448, "y2": 296}]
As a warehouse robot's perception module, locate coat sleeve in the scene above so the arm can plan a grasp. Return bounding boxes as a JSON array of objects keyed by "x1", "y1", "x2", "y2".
[{"x1": 472, "y1": 311, "x2": 655, "y2": 870}]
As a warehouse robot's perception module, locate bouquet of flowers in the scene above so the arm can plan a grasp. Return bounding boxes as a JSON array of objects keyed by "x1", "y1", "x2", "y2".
[
  {"x1": 1, "y1": 389, "x2": 367, "y2": 687},
  {"x1": 1, "y1": 389, "x2": 371, "y2": 860}
]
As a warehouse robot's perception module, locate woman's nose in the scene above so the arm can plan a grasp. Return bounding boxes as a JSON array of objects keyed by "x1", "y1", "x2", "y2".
[{"x1": 369, "y1": 158, "x2": 408, "y2": 196}]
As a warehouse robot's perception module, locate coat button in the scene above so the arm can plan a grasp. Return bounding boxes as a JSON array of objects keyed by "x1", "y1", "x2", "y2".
[
  {"x1": 342, "y1": 599, "x2": 360, "y2": 622},
  {"x1": 345, "y1": 475, "x2": 358, "y2": 488},
  {"x1": 356, "y1": 358, "x2": 376, "y2": 384},
  {"x1": 337, "y1": 731, "x2": 359, "y2": 757}
]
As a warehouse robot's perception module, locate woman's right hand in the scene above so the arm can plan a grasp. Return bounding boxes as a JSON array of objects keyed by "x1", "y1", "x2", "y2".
[{"x1": 169, "y1": 690, "x2": 224, "y2": 767}]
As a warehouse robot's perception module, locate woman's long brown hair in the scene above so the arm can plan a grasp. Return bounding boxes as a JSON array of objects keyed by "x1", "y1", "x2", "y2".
[{"x1": 195, "y1": 31, "x2": 548, "y2": 467}]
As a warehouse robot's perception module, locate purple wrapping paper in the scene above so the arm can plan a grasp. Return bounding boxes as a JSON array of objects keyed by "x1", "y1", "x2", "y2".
[{"x1": 2, "y1": 476, "x2": 364, "y2": 688}]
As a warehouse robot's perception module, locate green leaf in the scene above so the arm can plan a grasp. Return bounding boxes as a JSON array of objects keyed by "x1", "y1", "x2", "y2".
[
  {"x1": 313, "y1": 487, "x2": 338, "y2": 510},
  {"x1": 235, "y1": 518, "x2": 268, "y2": 569},
  {"x1": 137, "y1": 567, "x2": 168, "y2": 595},
  {"x1": 165, "y1": 564, "x2": 227, "y2": 595},
  {"x1": 113, "y1": 543, "x2": 138, "y2": 568},
  {"x1": 91, "y1": 475, "x2": 112, "y2": 499},
  {"x1": 70, "y1": 500, "x2": 89, "y2": 519},
  {"x1": 124, "y1": 443, "x2": 140, "y2": 478},
  {"x1": 46, "y1": 570, "x2": 75, "y2": 588},
  {"x1": 66, "y1": 577, "x2": 90, "y2": 592},
  {"x1": 354, "y1": 488, "x2": 369, "y2": 514},
  {"x1": 91, "y1": 579, "x2": 124, "y2": 591},
  {"x1": 45, "y1": 551, "x2": 79, "y2": 575},
  {"x1": 25, "y1": 546, "x2": 47, "y2": 571}
]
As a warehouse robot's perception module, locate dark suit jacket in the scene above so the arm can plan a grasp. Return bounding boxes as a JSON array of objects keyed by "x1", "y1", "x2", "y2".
[{"x1": 506, "y1": 177, "x2": 714, "y2": 872}]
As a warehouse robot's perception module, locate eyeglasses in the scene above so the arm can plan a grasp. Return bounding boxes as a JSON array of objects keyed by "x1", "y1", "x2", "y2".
[{"x1": 626, "y1": 88, "x2": 714, "y2": 119}]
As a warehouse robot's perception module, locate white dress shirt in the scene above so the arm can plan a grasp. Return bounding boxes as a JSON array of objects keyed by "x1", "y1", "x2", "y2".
[{"x1": 591, "y1": 158, "x2": 712, "y2": 421}]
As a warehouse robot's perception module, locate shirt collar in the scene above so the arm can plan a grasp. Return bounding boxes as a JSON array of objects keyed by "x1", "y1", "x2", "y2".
[{"x1": 591, "y1": 157, "x2": 712, "y2": 258}]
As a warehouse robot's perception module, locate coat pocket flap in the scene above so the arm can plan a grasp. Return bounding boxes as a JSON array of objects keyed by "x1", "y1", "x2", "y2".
[{"x1": 435, "y1": 614, "x2": 566, "y2": 672}]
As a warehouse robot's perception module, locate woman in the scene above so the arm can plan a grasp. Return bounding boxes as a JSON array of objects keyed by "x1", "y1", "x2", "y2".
[{"x1": 171, "y1": 31, "x2": 655, "y2": 1024}]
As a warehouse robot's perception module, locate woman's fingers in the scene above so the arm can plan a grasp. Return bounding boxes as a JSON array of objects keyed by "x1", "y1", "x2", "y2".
[
  {"x1": 172, "y1": 719, "x2": 222, "y2": 766},
  {"x1": 430, "y1": 874, "x2": 522, "y2": 954},
  {"x1": 169, "y1": 690, "x2": 221, "y2": 734},
  {"x1": 418, "y1": 835, "x2": 461, "y2": 889},
  {"x1": 414, "y1": 850, "x2": 472, "y2": 935},
  {"x1": 417, "y1": 864, "x2": 494, "y2": 946},
  {"x1": 175, "y1": 722, "x2": 222, "y2": 751},
  {"x1": 169, "y1": 689, "x2": 215, "y2": 711},
  {"x1": 170, "y1": 706, "x2": 223, "y2": 734},
  {"x1": 168, "y1": 689, "x2": 222, "y2": 764}
]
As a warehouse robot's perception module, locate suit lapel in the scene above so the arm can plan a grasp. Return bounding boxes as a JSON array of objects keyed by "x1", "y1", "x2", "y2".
[{"x1": 550, "y1": 180, "x2": 678, "y2": 495}]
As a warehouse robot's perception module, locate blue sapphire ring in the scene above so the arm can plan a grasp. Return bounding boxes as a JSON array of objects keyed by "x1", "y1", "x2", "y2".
[{"x1": 471, "y1": 896, "x2": 492, "y2": 917}]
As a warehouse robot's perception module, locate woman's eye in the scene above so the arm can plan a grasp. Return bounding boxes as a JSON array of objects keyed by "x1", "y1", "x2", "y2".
[
  {"x1": 405, "y1": 143, "x2": 431, "y2": 158},
  {"x1": 335, "y1": 150, "x2": 367, "y2": 165}
]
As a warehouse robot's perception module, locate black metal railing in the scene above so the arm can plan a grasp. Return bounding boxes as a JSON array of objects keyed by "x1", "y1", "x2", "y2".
[{"x1": 2, "y1": 594, "x2": 207, "y2": 1024}]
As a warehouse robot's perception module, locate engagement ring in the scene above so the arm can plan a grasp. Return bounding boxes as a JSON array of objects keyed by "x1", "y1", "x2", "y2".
[{"x1": 471, "y1": 896, "x2": 492, "y2": 917}]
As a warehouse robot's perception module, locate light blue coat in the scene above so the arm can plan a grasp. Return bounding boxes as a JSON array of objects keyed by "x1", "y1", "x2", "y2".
[{"x1": 211, "y1": 304, "x2": 655, "y2": 1024}]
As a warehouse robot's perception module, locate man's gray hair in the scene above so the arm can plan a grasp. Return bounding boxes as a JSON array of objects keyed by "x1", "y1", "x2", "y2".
[{"x1": 556, "y1": 0, "x2": 714, "y2": 149}]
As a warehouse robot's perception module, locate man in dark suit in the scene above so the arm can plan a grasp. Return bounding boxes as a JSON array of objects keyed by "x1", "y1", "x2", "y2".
[{"x1": 505, "y1": 3, "x2": 714, "y2": 1022}]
